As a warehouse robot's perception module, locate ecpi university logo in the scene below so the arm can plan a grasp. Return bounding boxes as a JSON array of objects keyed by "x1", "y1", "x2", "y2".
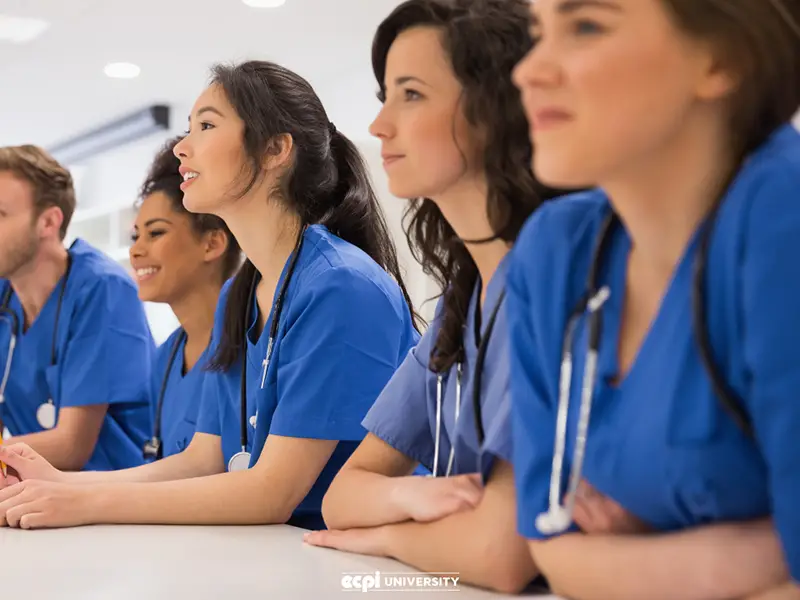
[{"x1": 341, "y1": 571, "x2": 461, "y2": 593}]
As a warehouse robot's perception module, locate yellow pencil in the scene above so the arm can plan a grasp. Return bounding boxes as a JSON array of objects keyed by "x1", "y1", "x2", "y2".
[{"x1": 0, "y1": 436, "x2": 6, "y2": 477}]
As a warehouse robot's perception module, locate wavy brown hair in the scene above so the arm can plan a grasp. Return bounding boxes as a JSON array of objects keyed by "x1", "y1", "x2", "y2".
[{"x1": 373, "y1": 0, "x2": 565, "y2": 373}]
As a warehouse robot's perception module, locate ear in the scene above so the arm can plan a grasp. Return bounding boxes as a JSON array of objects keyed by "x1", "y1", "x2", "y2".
[
  {"x1": 36, "y1": 206, "x2": 65, "y2": 240},
  {"x1": 261, "y1": 133, "x2": 294, "y2": 171},
  {"x1": 202, "y1": 229, "x2": 228, "y2": 265},
  {"x1": 694, "y1": 48, "x2": 741, "y2": 102}
]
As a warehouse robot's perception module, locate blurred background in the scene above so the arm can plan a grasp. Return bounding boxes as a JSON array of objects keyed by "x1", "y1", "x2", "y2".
[{"x1": 0, "y1": 0, "x2": 437, "y2": 342}]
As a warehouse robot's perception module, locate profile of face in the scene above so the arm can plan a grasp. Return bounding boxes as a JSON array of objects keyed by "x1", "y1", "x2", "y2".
[
  {"x1": 370, "y1": 27, "x2": 482, "y2": 201},
  {"x1": 513, "y1": 0, "x2": 737, "y2": 189},
  {"x1": 173, "y1": 84, "x2": 248, "y2": 217},
  {"x1": 129, "y1": 191, "x2": 224, "y2": 304},
  {"x1": 0, "y1": 171, "x2": 52, "y2": 279}
]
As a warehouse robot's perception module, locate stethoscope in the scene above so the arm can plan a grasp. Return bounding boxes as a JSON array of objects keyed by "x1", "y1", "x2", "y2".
[
  {"x1": 142, "y1": 330, "x2": 187, "y2": 460},
  {"x1": 431, "y1": 287, "x2": 505, "y2": 478},
  {"x1": 0, "y1": 253, "x2": 73, "y2": 431},
  {"x1": 228, "y1": 226, "x2": 307, "y2": 472},
  {"x1": 535, "y1": 209, "x2": 753, "y2": 535}
]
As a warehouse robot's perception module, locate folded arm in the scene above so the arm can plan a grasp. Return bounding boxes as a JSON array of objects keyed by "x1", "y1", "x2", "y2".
[{"x1": 531, "y1": 519, "x2": 788, "y2": 600}]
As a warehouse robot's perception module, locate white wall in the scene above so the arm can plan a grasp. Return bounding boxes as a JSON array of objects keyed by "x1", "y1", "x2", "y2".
[{"x1": 64, "y1": 132, "x2": 437, "y2": 345}]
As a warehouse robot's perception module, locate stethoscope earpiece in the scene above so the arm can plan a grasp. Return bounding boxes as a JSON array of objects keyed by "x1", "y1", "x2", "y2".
[{"x1": 535, "y1": 505, "x2": 573, "y2": 536}]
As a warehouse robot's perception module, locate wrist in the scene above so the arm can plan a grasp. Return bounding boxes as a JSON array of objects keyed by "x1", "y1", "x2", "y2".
[
  {"x1": 387, "y1": 477, "x2": 413, "y2": 521},
  {"x1": 85, "y1": 483, "x2": 116, "y2": 523}
]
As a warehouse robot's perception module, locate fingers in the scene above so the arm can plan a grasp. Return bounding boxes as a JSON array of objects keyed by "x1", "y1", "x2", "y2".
[
  {"x1": 304, "y1": 530, "x2": 334, "y2": 547},
  {"x1": 0, "y1": 480, "x2": 27, "y2": 503},
  {"x1": 19, "y1": 512, "x2": 46, "y2": 530},
  {"x1": 0, "y1": 444, "x2": 35, "y2": 476},
  {"x1": 5, "y1": 500, "x2": 42, "y2": 529}
]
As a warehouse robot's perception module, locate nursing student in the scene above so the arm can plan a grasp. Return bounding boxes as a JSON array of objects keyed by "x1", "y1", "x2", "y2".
[
  {"x1": 132, "y1": 136, "x2": 240, "y2": 461},
  {"x1": 306, "y1": 0, "x2": 559, "y2": 593},
  {"x1": 507, "y1": 0, "x2": 800, "y2": 599},
  {"x1": 0, "y1": 60, "x2": 419, "y2": 530},
  {"x1": 0, "y1": 145, "x2": 152, "y2": 472}
]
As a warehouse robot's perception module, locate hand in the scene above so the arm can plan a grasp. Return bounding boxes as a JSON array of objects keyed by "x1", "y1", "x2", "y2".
[
  {"x1": 0, "y1": 443, "x2": 65, "y2": 488},
  {"x1": 572, "y1": 480, "x2": 652, "y2": 535},
  {"x1": 0, "y1": 479, "x2": 93, "y2": 529},
  {"x1": 391, "y1": 473, "x2": 484, "y2": 523},
  {"x1": 304, "y1": 527, "x2": 389, "y2": 558}
]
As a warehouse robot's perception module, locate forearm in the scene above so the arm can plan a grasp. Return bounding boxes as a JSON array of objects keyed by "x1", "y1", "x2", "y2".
[
  {"x1": 12, "y1": 430, "x2": 92, "y2": 471},
  {"x1": 534, "y1": 520, "x2": 787, "y2": 600},
  {"x1": 62, "y1": 450, "x2": 218, "y2": 484},
  {"x1": 323, "y1": 469, "x2": 412, "y2": 529},
  {"x1": 90, "y1": 470, "x2": 290, "y2": 525},
  {"x1": 382, "y1": 509, "x2": 536, "y2": 594}
]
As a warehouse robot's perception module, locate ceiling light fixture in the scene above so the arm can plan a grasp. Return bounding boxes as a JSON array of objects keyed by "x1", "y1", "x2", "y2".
[
  {"x1": 104, "y1": 62, "x2": 141, "y2": 79},
  {"x1": 0, "y1": 14, "x2": 50, "y2": 44},
  {"x1": 242, "y1": 0, "x2": 286, "y2": 7}
]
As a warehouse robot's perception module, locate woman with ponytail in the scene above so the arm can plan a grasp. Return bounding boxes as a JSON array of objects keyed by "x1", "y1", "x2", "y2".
[
  {"x1": 307, "y1": 0, "x2": 562, "y2": 593},
  {"x1": 0, "y1": 60, "x2": 419, "y2": 531}
]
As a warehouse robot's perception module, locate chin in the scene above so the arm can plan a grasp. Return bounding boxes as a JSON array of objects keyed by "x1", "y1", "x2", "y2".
[{"x1": 533, "y1": 154, "x2": 597, "y2": 191}]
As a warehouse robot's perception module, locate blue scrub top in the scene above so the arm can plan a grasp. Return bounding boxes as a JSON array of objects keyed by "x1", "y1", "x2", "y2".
[
  {"x1": 362, "y1": 256, "x2": 512, "y2": 481},
  {"x1": 148, "y1": 327, "x2": 210, "y2": 459},
  {"x1": 0, "y1": 239, "x2": 154, "y2": 471},
  {"x1": 507, "y1": 123, "x2": 800, "y2": 582},
  {"x1": 196, "y1": 224, "x2": 419, "y2": 529}
]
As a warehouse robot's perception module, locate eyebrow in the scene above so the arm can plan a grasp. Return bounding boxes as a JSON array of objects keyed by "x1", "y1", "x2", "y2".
[
  {"x1": 188, "y1": 106, "x2": 225, "y2": 122},
  {"x1": 556, "y1": 0, "x2": 621, "y2": 13},
  {"x1": 393, "y1": 76, "x2": 430, "y2": 88},
  {"x1": 142, "y1": 218, "x2": 172, "y2": 228}
]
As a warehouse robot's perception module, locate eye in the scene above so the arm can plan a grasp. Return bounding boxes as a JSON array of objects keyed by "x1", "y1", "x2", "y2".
[
  {"x1": 403, "y1": 88, "x2": 422, "y2": 101},
  {"x1": 199, "y1": 122, "x2": 214, "y2": 131},
  {"x1": 572, "y1": 18, "x2": 604, "y2": 35},
  {"x1": 148, "y1": 229, "x2": 166, "y2": 239}
]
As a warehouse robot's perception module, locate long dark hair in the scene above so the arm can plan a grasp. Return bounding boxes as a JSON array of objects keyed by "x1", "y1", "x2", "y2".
[
  {"x1": 373, "y1": 0, "x2": 564, "y2": 373},
  {"x1": 206, "y1": 61, "x2": 419, "y2": 371},
  {"x1": 137, "y1": 136, "x2": 242, "y2": 282}
]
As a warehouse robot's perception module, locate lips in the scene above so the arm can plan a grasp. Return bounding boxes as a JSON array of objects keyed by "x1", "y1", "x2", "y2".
[
  {"x1": 382, "y1": 154, "x2": 405, "y2": 167},
  {"x1": 530, "y1": 108, "x2": 574, "y2": 132},
  {"x1": 134, "y1": 266, "x2": 161, "y2": 283}
]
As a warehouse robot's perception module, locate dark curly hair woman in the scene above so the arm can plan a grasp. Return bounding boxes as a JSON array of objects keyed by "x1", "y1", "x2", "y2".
[{"x1": 307, "y1": 0, "x2": 564, "y2": 593}]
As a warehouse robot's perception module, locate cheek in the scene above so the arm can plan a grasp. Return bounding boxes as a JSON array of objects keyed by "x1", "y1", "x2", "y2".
[{"x1": 535, "y1": 44, "x2": 698, "y2": 187}]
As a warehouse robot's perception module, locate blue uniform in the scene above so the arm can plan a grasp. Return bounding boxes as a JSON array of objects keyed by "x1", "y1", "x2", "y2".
[
  {"x1": 507, "y1": 124, "x2": 800, "y2": 582},
  {"x1": 0, "y1": 239, "x2": 153, "y2": 471},
  {"x1": 363, "y1": 256, "x2": 512, "y2": 481},
  {"x1": 148, "y1": 328, "x2": 210, "y2": 458},
  {"x1": 196, "y1": 224, "x2": 419, "y2": 529}
]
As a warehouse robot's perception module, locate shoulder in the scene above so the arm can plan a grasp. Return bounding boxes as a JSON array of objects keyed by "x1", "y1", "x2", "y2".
[
  {"x1": 725, "y1": 124, "x2": 800, "y2": 221},
  {"x1": 293, "y1": 225, "x2": 410, "y2": 320},
  {"x1": 69, "y1": 239, "x2": 139, "y2": 303},
  {"x1": 510, "y1": 190, "x2": 609, "y2": 299}
]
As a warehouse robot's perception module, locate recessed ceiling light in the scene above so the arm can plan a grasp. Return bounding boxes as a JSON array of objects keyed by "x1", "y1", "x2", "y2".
[
  {"x1": 242, "y1": 0, "x2": 286, "y2": 7},
  {"x1": 104, "y1": 62, "x2": 141, "y2": 79},
  {"x1": 0, "y1": 14, "x2": 50, "y2": 44}
]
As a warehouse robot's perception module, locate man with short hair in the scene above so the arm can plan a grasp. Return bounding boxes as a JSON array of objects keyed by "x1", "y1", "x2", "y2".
[{"x1": 0, "y1": 145, "x2": 153, "y2": 471}]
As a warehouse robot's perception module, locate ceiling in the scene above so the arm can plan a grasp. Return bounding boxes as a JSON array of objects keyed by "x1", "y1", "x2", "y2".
[{"x1": 0, "y1": 0, "x2": 401, "y2": 148}]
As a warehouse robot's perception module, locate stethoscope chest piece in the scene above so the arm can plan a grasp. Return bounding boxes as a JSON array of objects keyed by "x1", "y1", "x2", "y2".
[
  {"x1": 535, "y1": 505, "x2": 573, "y2": 535},
  {"x1": 228, "y1": 451, "x2": 251, "y2": 472},
  {"x1": 37, "y1": 400, "x2": 57, "y2": 429}
]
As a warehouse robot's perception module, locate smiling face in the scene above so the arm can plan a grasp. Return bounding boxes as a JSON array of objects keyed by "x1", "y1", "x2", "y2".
[
  {"x1": 369, "y1": 26, "x2": 481, "y2": 201},
  {"x1": 129, "y1": 191, "x2": 214, "y2": 304},
  {"x1": 512, "y1": 0, "x2": 736, "y2": 188},
  {"x1": 173, "y1": 84, "x2": 249, "y2": 217}
]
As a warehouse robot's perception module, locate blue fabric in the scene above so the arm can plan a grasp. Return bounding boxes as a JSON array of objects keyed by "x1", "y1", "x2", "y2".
[
  {"x1": 362, "y1": 255, "x2": 512, "y2": 481},
  {"x1": 0, "y1": 239, "x2": 153, "y2": 471},
  {"x1": 507, "y1": 123, "x2": 800, "y2": 581},
  {"x1": 196, "y1": 225, "x2": 419, "y2": 529},
  {"x1": 148, "y1": 327, "x2": 210, "y2": 459}
]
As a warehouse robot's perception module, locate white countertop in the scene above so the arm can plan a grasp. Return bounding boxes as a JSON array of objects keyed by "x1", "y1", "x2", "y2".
[{"x1": 0, "y1": 524, "x2": 559, "y2": 599}]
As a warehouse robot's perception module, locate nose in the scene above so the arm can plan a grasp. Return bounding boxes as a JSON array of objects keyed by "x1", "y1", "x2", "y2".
[
  {"x1": 512, "y1": 37, "x2": 562, "y2": 91},
  {"x1": 173, "y1": 134, "x2": 190, "y2": 159},
  {"x1": 369, "y1": 103, "x2": 395, "y2": 141},
  {"x1": 129, "y1": 232, "x2": 146, "y2": 261}
]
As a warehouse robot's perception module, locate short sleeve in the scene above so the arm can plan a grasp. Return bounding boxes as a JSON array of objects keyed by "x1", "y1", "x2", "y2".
[
  {"x1": 740, "y1": 162, "x2": 800, "y2": 581},
  {"x1": 507, "y1": 211, "x2": 574, "y2": 540},
  {"x1": 361, "y1": 321, "x2": 437, "y2": 469},
  {"x1": 478, "y1": 303, "x2": 514, "y2": 478},
  {"x1": 60, "y1": 277, "x2": 153, "y2": 409},
  {"x1": 269, "y1": 268, "x2": 408, "y2": 441}
]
